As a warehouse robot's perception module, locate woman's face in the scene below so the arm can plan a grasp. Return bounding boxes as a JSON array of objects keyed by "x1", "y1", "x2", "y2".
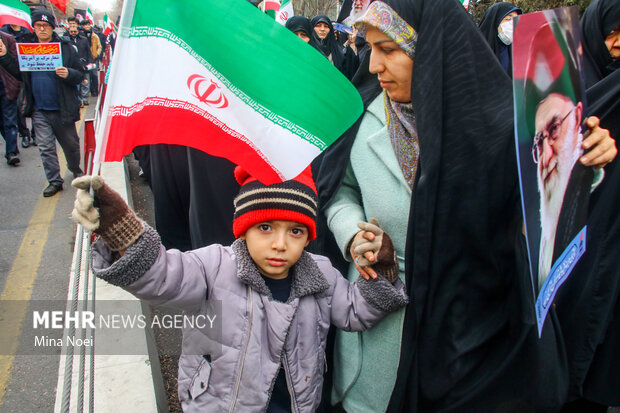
[
  {"x1": 314, "y1": 22, "x2": 330, "y2": 39},
  {"x1": 295, "y1": 31, "x2": 310, "y2": 43},
  {"x1": 605, "y1": 24, "x2": 620, "y2": 59},
  {"x1": 498, "y1": 11, "x2": 518, "y2": 34},
  {"x1": 366, "y1": 25, "x2": 414, "y2": 103}
]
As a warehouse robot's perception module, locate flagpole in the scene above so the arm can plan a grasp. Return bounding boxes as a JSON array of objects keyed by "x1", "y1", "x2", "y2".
[{"x1": 93, "y1": 0, "x2": 137, "y2": 176}]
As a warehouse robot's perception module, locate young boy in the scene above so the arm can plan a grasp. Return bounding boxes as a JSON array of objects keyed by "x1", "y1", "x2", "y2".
[{"x1": 72, "y1": 166, "x2": 407, "y2": 413}]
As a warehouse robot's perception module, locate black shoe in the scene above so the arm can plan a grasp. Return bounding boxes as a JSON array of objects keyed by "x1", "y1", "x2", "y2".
[
  {"x1": 83, "y1": 100, "x2": 89, "y2": 106},
  {"x1": 30, "y1": 137, "x2": 37, "y2": 146},
  {"x1": 72, "y1": 169, "x2": 85, "y2": 179},
  {"x1": 43, "y1": 183, "x2": 63, "y2": 197},
  {"x1": 7, "y1": 153, "x2": 20, "y2": 166},
  {"x1": 20, "y1": 136, "x2": 30, "y2": 148}
]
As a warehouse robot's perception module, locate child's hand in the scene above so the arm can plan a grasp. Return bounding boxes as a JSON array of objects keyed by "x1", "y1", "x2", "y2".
[{"x1": 71, "y1": 176, "x2": 144, "y2": 251}]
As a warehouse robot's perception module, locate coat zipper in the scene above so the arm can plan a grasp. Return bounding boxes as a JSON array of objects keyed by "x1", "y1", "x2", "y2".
[
  {"x1": 282, "y1": 352, "x2": 299, "y2": 413},
  {"x1": 229, "y1": 285, "x2": 253, "y2": 412}
]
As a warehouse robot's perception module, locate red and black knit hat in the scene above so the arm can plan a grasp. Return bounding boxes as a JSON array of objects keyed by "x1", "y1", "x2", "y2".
[{"x1": 232, "y1": 166, "x2": 318, "y2": 240}]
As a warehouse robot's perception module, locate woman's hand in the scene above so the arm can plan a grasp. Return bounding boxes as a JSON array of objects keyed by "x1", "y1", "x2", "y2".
[
  {"x1": 350, "y1": 228, "x2": 378, "y2": 280},
  {"x1": 580, "y1": 116, "x2": 617, "y2": 170}
]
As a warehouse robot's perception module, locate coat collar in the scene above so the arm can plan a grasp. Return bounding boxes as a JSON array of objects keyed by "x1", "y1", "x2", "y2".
[
  {"x1": 364, "y1": 93, "x2": 411, "y2": 193},
  {"x1": 232, "y1": 239, "x2": 329, "y2": 301}
]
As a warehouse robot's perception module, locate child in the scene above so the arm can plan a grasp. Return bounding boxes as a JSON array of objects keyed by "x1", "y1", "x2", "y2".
[{"x1": 71, "y1": 166, "x2": 407, "y2": 413}]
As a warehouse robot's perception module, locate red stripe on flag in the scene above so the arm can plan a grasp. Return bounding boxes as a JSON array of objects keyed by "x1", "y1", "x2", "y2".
[
  {"x1": 264, "y1": 0, "x2": 280, "y2": 11},
  {"x1": 0, "y1": 16, "x2": 32, "y2": 32},
  {"x1": 105, "y1": 105, "x2": 284, "y2": 184}
]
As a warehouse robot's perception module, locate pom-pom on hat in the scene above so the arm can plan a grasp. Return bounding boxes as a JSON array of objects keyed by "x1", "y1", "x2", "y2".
[{"x1": 232, "y1": 166, "x2": 318, "y2": 240}]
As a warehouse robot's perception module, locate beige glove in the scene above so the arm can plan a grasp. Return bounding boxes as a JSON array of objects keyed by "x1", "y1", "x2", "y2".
[
  {"x1": 351, "y1": 218, "x2": 399, "y2": 283},
  {"x1": 71, "y1": 176, "x2": 144, "y2": 251}
]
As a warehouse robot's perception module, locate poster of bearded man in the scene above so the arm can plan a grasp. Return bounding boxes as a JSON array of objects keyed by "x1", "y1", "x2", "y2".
[{"x1": 512, "y1": 6, "x2": 593, "y2": 336}]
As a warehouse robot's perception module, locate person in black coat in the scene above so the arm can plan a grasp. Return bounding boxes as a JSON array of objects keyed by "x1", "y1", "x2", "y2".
[
  {"x1": 310, "y1": 15, "x2": 358, "y2": 80},
  {"x1": 555, "y1": 1, "x2": 620, "y2": 411},
  {"x1": 1, "y1": 23, "x2": 34, "y2": 147},
  {"x1": 67, "y1": 25, "x2": 92, "y2": 107},
  {"x1": 478, "y1": 2, "x2": 522, "y2": 77},
  {"x1": 317, "y1": 0, "x2": 565, "y2": 411},
  {"x1": 285, "y1": 16, "x2": 312, "y2": 43},
  {"x1": 21, "y1": 9, "x2": 84, "y2": 197}
]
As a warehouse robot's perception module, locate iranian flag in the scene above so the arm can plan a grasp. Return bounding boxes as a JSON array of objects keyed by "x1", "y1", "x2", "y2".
[
  {"x1": 264, "y1": 0, "x2": 280, "y2": 19},
  {"x1": 103, "y1": 14, "x2": 115, "y2": 35},
  {"x1": 460, "y1": 0, "x2": 470, "y2": 11},
  {"x1": 85, "y1": 8, "x2": 94, "y2": 24},
  {"x1": 0, "y1": 0, "x2": 32, "y2": 32},
  {"x1": 276, "y1": 0, "x2": 293, "y2": 25},
  {"x1": 97, "y1": 0, "x2": 362, "y2": 184},
  {"x1": 50, "y1": 0, "x2": 68, "y2": 14}
]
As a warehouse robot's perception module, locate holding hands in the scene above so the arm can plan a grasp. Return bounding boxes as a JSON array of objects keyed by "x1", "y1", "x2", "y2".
[{"x1": 350, "y1": 218, "x2": 399, "y2": 283}]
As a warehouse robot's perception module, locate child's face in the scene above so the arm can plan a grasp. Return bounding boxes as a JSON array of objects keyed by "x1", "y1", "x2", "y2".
[{"x1": 241, "y1": 220, "x2": 310, "y2": 280}]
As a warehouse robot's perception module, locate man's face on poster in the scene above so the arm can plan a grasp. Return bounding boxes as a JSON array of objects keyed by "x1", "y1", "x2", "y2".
[{"x1": 533, "y1": 93, "x2": 583, "y2": 205}]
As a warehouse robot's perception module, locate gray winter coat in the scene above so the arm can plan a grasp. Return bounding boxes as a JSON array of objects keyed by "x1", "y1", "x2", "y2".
[{"x1": 91, "y1": 224, "x2": 407, "y2": 412}]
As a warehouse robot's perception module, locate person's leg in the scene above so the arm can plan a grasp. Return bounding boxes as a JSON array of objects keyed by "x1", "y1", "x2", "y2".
[
  {"x1": 89, "y1": 69, "x2": 99, "y2": 97},
  {"x1": 80, "y1": 74, "x2": 90, "y2": 106},
  {"x1": 0, "y1": 88, "x2": 19, "y2": 164},
  {"x1": 48, "y1": 111, "x2": 82, "y2": 176},
  {"x1": 32, "y1": 110, "x2": 63, "y2": 186}
]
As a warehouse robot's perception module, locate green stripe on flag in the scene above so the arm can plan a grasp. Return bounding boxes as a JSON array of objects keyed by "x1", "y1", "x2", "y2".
[
  {"x1": 128, "y1": 0, "x2": 362, "y2": 149},
  {"x1": 0, "y1": 0, "x2": 31, "y2": 14}
]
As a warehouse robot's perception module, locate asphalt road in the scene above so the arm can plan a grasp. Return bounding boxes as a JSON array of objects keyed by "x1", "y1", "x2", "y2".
[{"x1": 0, "y1": 99, "x2": 93, "y2": 412}]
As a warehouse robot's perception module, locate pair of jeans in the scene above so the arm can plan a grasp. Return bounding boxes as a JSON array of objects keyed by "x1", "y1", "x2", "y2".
[
  {"x1": 32, "y1": 109, "x2": 82, "y2": 185},
  {"x1": 0, "y1": 85, "x2": 18, "y2": 158},
  {"x1": 79, "y1": 74, "x2": 90, "y2": 102}
]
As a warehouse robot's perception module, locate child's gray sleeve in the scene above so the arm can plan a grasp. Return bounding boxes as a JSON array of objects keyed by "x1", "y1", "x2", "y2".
[
  {"x1": 323, "y1": 260, "x2": 408, "y2": 332},
  {"x1": 91, "y1": 222, "x2": 221, "y2": 312}
]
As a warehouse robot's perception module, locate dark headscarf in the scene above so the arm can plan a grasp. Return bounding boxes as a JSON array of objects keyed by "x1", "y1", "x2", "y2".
[
  {"x1": 309, "y1": 15, "x2": 345, "y2": 67},
  {"x1": 319, "y1": 0, "x2": 568, "y2": 411},
  {"x1": 284, "y1": 15, "x2": 312, "y2": 38},
  {"x1": 478, "y1": 2, "x2": 521, "y2": 76},
  {"x1": 580, "y1": 0, "x2": 620, "y2": 88}
]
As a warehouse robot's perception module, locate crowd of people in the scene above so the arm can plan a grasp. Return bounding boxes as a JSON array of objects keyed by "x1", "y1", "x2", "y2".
[
  {"x1": 0, "y1": 7, "x2": 114, "y2": 196},
  {"x1": 2, "y1": 0, "x2": 618, "y2": 412}
]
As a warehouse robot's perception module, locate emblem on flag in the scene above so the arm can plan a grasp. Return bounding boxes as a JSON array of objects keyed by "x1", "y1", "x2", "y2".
[{"x1": 187, "y1": 74, "x2": 228, "y2": 109}]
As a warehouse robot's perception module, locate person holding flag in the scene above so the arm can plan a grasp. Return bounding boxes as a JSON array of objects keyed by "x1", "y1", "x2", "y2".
[{"x1": 71, "y1": 166, "x2": 407, "y2": 413}]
